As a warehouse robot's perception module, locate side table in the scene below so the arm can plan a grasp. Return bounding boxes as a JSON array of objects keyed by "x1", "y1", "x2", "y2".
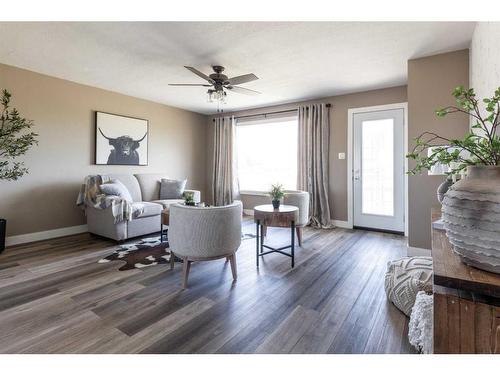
[{"x1": 254, "y1": 204, "x2": 299, "y2": 268}]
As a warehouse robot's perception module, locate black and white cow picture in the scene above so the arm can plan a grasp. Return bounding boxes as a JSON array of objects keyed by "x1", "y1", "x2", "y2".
[
  {"x1": 95, "y1": 112, "x2": 149, "y2": 166},
  {"x1": 98, "y1": 128, "x2": 147, "y2": 165}
]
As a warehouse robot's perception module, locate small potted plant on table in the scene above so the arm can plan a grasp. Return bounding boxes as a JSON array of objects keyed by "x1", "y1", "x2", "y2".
[
  {"x1": 269, "y1": 183, "x2": 285, "y2": 209},
  {"x1": 183, "y1": 191, "x2": 196, "y2": 206}
]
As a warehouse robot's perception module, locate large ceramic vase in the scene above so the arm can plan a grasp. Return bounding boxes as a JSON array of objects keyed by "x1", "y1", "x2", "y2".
[{"x1": 441, "y1": 166, "x2": 500, "y2": 274}]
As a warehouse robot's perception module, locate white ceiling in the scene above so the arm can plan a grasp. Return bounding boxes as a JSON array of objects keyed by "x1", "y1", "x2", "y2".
[{"x1": 0, "y1": 22, "x2": 476, "y2": 114}]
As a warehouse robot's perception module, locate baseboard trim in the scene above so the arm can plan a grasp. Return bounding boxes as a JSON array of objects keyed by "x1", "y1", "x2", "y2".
[
  {"x1": 6, "y1": 224, "x2": 88, "y2": 247},
  {"x1": 407, "y1": 246, "x2": 431, "y2": 257},
  {"x1": 332, "y1": 220, "x2": 351, "y2": 229}
]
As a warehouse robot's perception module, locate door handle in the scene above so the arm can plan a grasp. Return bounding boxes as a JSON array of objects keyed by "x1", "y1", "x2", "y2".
[{"x1": 354, "y1": 170, "x2": 361, "y2": 181}]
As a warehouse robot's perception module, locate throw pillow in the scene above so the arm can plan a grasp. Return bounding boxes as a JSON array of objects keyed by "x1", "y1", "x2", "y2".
[
  {"x1": 384, "y1": 256, "x2": 433, "y2": 316},
  {"x1": 160, "y1": 178, "x2": 187, "y2": 199},
  {"x1": 100, "y1": 179, "x2": 133, "y2": 202}
]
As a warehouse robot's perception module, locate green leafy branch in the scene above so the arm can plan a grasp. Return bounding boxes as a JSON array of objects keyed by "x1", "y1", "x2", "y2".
[{"x1": 407, "y1": 86, "x2": 500, "y2": 176}]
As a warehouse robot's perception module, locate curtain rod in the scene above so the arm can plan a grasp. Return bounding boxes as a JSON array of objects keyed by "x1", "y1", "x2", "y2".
[{"x1": 212, "y1": 103, "x2": 331, "y2": 122}]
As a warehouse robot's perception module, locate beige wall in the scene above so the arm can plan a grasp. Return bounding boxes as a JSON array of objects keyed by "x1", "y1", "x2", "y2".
[
  {"x1": 207, "y1": 86, "x2": 407, "y2": 221},
  {"x1": 0, "y1": 63, "x2": 207, "y2": 237},
  {"x1": 2, "y1": 48, "x2": 469, "y2": 243},
  {"x1": 407, "y1": 49, "x2": 469, "y2": 249}
]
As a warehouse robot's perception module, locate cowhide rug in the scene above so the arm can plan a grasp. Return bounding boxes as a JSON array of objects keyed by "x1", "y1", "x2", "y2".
[
  {"x1": 98, "y1": 232, "x2": 257, "y2": 271},
  {"x1": 98, "y1": 236, "x2": 176, "y2": 271}
]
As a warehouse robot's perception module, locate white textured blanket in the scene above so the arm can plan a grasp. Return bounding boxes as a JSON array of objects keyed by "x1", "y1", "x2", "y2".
[
  {"x1": 408, "y1": 291, "x2": 433, "y2": 354},
  {"x1": 76, "y1": 175, "x2": 144, "y2": 223}
]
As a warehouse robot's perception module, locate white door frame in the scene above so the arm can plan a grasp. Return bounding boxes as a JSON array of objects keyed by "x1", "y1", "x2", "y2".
[{"x1": 347, "y1": 102, "x2": 408, "y2": 236}]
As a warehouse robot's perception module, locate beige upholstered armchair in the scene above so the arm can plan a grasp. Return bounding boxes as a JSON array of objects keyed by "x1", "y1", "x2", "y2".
[
  {"x1": 261, "y1": 190, "x2": 310, "y2": 245},
  {"x1": 169, "y1": 201, "x2": 242, "y2": 288},
  {"x1": 283, "y1": 190, "x2": 310, "y2": 245}
]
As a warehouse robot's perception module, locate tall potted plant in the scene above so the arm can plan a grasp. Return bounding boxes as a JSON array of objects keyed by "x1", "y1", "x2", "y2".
[
  {"x1": 0, "y1": 89, "x2": 38, "y2": 253},
  {"x1": 408, "y1": 86, "x2": 500, "y2": 273}
]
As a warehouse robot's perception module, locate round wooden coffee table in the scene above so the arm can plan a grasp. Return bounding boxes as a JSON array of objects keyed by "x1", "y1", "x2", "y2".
[
  {"x1": 254, "y1": 204, "x2": 299, "y2": 268},
  {"x1": 161, "y1": 209, "x2": 169, "y2": 242}
]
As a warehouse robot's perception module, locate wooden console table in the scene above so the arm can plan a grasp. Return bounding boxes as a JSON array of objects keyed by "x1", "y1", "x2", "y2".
[{"x1": 431, "y1": 209, "x2": 500, "y2": 353}]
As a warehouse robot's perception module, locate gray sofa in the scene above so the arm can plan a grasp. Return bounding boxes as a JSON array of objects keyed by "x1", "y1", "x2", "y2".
[{"x1": 85, "y1": 173, "x2": 201, "y2": 241}]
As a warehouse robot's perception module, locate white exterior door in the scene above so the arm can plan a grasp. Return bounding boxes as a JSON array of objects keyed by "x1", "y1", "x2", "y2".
[{"x1": 353, "y1": 108, "x2": 405, "y2": 233}]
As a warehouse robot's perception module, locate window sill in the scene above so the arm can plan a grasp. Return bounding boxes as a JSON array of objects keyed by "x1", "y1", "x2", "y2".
[{"x1": 239, "y1": 191, "x2": 270, "y2": 196}]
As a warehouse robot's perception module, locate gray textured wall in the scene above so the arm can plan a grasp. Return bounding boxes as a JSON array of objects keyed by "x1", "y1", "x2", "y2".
[{"x1": 470, "y1": 23, "x2": 500, "y2": 118}]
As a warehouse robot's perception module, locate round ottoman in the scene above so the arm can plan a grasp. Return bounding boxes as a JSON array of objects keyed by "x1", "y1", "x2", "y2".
[{"x1": 384, "y1": 256, "x2": 433, "y2": 316}]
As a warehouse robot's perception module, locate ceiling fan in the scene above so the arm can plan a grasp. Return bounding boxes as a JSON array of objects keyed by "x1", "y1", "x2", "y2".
[{"x1": 169, "y1": 66, "x2": 261, "y2": 104}]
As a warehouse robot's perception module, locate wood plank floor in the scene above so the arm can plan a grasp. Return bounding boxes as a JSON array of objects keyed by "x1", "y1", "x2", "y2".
[{"x1": 0, "y1": 218, "x2": 417, "y2": 354}]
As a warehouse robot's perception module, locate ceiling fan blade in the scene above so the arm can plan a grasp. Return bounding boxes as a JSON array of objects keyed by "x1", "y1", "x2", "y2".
[
  {"x1": 169, "y1": 83, "x2": 212, "y2": 87},
  {"x1": 184, "y1": 66, "x2": 214, "y2": 83},
  {"x1": 227, "y1": 73, "x2": 258, "y2": 86},
  {"x1": 227, "y1": 86, "x2": 261, "y2": 96}
]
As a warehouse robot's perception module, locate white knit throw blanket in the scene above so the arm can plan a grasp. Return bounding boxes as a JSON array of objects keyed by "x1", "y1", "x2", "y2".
[
  {"x1": 76, "y1": 175, "x2": 144, "y2": 223},
  {"x1": 408, "y1": 291, "x2": 433, "y2": 354}
]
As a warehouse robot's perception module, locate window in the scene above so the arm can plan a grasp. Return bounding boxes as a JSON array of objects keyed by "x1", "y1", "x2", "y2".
[
  {"x1": 361, "y1": 118, "x2": 394, "y2": 216},
  {"x1": 235, "y1": 116, "x2": 298, "y2": 192}
]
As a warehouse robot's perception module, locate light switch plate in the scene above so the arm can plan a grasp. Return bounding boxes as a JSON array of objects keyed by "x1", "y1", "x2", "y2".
[{"x1": 338, "y1": 152, "x2": 346, "y2": 160}]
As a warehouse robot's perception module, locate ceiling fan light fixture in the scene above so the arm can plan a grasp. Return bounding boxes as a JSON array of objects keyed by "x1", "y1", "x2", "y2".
[
  {"x1": 207, "y1": 89, "x2": 214, "y2": 103},
  {"x1": 207, "y1": 88, "x2": 226, "y2": 105},
  {"x1": 172, "y1": 65, "x2": 260, "y2": 111}
]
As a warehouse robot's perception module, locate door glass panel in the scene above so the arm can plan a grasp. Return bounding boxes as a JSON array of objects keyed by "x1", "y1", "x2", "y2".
[{"x1": 361, "y1": 118, "x2": 394, "y2": 216}]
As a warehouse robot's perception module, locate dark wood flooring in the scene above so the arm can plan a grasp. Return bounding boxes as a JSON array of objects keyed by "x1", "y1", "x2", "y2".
[{"x1": 0, "y1": 218, "x2": 416, "y2": 353}]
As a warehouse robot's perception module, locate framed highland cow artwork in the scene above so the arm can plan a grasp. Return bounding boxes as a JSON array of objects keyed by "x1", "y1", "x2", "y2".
[{"x1": 95, "y1": 111, "x2": 149, "y2": 166}]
